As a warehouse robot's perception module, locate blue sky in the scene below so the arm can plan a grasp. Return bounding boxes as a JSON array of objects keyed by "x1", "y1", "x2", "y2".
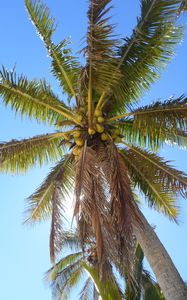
[{"x1": 0, "y1": 1, "x2": 187, "y2": 299}]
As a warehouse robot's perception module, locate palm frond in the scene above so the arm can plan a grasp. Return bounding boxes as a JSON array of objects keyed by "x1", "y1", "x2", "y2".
[
  {"x1": 25, "y1": 0, "x2": 80, "y2": 100},
  {"x1": 122, "y1": 143, "x2": 187, "y2": 194},
  {"x1": 132, "y1": 95, "x2": 187, "y2": 133},
  {"x1": 108, "y1": 0, "x2": 182, "y2": 113},
  {"x1": 142, "y1": 270, "x2": 165, "y2": 300},
  {"x1": 79, "y1": 277, "x2": 93, "y2": 300},
  {"x1": 178, "y1": 0, "x2": 187, "y2": 13},
  {"x1": 117, "y1": 118, "x2": 187, "y2": 152},
  {"x1": 83, "y1": 263, "x2": 122, "y2": 300},
  {"x1": 50, "y1": 187, "x2": 65, "y2": 263},
  {"x1": 120, "y1": 146, "x2": 187, "y2": 219},
  {"x1": 61, "y1": 230, "x2": 80, "y2": 251},
  {"x1": 0, "y1": 67, "x2": 78, "y2": 124},
  {"x1": 46, "y1": 252, "x2": 83, "y2": 281},
  {"x1": 74, "y1": 146, "x2": 105, "y2": 266},
  {"x1": 25, "y1": 154, "x2": 75, "y2": 223},
  {"x1": 50, "y1": 259, "x2": 84, "y2": 300},
  {"x1": 82, "y1": 0, "x2": 120, "y2": 113},
  {"x1": 122, "y1": 151, "x2": 178, "y2": 221},
  {"x1": 0, "y1": 132, "x2": 63, "y2": 174}
]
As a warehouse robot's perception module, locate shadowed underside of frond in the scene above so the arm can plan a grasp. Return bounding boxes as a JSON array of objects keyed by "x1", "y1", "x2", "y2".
[{"x1": 25, "y1": 154, "x2": 75, "y2": 224}]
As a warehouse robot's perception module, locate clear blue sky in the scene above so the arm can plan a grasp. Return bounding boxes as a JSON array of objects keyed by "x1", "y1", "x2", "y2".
[{"x1": 0, "y1": 1, "x2": 187, "y2": 299}]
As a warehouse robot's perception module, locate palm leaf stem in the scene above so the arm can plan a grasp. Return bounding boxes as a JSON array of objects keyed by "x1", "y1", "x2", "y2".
[
  {"x1": 51, "y1": 49, "x2": 77, "y2": 99},
  {"x1": 1, "y1": 81, "x2": 81, "y2": 125},
  {"x1": 87, "y1": 2, "x2": 94, "y2": 128},
  {"x1": 107, "y1": 105, "x2": 187, "y2": 122}
]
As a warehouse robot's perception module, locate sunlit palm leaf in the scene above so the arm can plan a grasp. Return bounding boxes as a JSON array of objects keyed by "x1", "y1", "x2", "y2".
[
  {"x1": 25, "y1": 0, "x2": 80, "y2": 99},
  {"x1": 132, "y1": 95, "x2": 187, "y2": 133},
  {"x1": 83, "y1": 263, "x2": 122, "y2": 300},
  {"x1": 0, "y1": 132, "x2": 63, "y2": 174},
  {"x1": 110, "y1": 0, "x2": 182, "y2": 112},
  {"x1": 25, "y1": 154, "x2": 75, "y2": 223},
  {"x1": 121, "y1": 149, "x2": 178, "y2": 220},
  {"x1": 0, "y1": 67, "x2": 77, "y2": 124},
  {"x1": 121, "y1": 144, "x2": 187, "y2": 195}
]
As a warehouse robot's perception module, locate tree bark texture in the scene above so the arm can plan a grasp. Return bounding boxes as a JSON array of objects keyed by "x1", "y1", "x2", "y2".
[{"x1": 134, "y1": 209, "x2": 187, "y2": 300}]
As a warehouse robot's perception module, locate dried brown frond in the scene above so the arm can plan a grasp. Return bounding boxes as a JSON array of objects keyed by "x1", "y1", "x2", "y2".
[{"x1": 50, "y1": 186, "x2": 64, "y2": 263}]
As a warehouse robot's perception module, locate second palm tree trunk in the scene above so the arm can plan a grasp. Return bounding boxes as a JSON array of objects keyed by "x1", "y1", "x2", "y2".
[{"x1": 133, "y1": 209, "x2": 187, "y2": 300}]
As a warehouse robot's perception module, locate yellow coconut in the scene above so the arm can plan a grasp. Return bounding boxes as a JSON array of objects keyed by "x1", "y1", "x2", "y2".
[
  {"x1": 75, "y1": 138, "x2": 84, "y2": 146},
  {"x1": 97, "y1": 116, "x2": 105, "y2": 123},
  {"x1": 73, "y1": 146, "x2": 80, "y2": 156},
  {"x1": 101, "y1": 133, "x2": 108, "y2": 141},
  {"x1": 115, "y1": 137, "x2": 122, "y2": 143},
  {"x1": 94, "y1": 109, "x2": 102, "y2": 117},
  {"x1": 88, "y1": 128, "x2": 96, "y2": 135},
  {"x1": 96, "y1": 124, "x2": 104, "y2": 133}
]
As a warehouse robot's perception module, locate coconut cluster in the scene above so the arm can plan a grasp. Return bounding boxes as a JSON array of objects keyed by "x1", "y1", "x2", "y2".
[{"x1": 62, "y1": 108, "x2": 122, "y2": 157}]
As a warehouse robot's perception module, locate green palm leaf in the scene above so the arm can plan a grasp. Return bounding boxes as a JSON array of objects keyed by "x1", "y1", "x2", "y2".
[
  {"x1": 108, "y1": 0, "x2": 183, "y2": 112},
  {"x1": 132, "y1": 95, "x2": 187, "y2": 133},
  {"x1": 25, "y1": 154, "x2": 75, "y2": 223},
  {"x1": 0, "y1": 67, "x2": 78, "y2": 124},
  {"x1": 121, "y1": 144, "x2": 187, "y2": 194},
  {"x1": 83, "y1": 263, "x2": 122, "y2": 300},
  {"x1": 25, "y1": 0, "x2": 80, "y2": 100},
  {"x1": 0, "y1": 132, "x2": 64, "y2": 174},
  {"x1": 122, "y1": 151, "x2": 178, "y2": 221}
]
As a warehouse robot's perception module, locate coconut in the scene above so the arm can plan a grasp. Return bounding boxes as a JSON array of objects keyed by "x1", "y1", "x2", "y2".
[
  {"x1": 115, "y1": 137, "x2": 122, "y2": 143},
  {"x1": 96, "y1": 124, "x2": 104, "y2": 133},
  {"x1": 97, "y1": 116, "x2": 105, "y2": 123},
  {"x1": 75, "y1": 138, "x2": 84, "y2": 146},
  {"x1": 88, "y1": 128, "x2": 96, "y2": 135},
  {"x1": 101, "y1": 133, "x2": 108, "y2": 141},
  {"x1": 73, "y1": 146, "x2": 80, "y2": 156}
]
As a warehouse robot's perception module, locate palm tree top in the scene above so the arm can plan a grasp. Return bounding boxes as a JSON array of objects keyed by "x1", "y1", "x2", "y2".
[{"x1": 0, "y1": 0, "x2": 187, "y2": 290}]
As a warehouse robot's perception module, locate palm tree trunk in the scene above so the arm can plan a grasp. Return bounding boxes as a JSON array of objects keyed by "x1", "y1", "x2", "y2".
[{"x1": 133, "y1": 209, "x2": 187, "y2": 300}]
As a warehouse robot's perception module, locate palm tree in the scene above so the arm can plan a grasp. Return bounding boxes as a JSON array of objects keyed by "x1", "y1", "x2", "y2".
[
  {"x1": 0, "y1": 1, "x2": 187, "y2": 299},
  {"x1": 46, "y1": 232, "x2": 165, "y2": 300},
  {"x1": 46, "y1": 230, "x2": 122, "y2": 300}
]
